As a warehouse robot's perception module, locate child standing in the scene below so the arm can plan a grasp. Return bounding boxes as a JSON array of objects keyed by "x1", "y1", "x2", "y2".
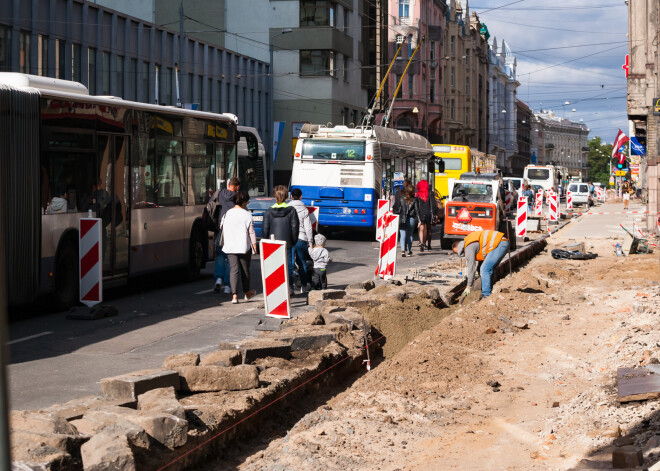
[{"x1": 308, "y1": 234, "x2": 330, "y2": 290}]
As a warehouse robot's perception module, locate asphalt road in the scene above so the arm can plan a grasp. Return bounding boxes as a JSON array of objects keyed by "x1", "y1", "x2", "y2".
[{"x1": 8, "y1": 227, "x2": 453, "y2": 410}]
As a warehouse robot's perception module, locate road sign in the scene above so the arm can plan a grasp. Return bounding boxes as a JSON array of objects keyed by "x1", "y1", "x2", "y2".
[{"x1": 615, "y1": 170, "x2": 627, "y2": 176}]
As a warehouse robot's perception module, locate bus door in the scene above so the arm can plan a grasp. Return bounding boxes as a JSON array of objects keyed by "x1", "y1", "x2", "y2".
[{"x1": 97, "y1": 134, "x2": 130, "y2": 276}]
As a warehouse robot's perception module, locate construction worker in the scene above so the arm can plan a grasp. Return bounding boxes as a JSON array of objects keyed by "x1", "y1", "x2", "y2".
[{"x1": 452, "y1": 230, "x2": 510, "y2": 300}]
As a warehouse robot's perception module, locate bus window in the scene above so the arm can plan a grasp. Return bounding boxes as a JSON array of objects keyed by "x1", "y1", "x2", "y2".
[
  {"x1": 527, "y1": 168, "x2": 550, "y2": 180},
  {"x1": 187, "y1": 141, "x2": 214, "y2": 205},
  {"x1": 441, "y1": 157, "x2": 463, "y2": 171}
]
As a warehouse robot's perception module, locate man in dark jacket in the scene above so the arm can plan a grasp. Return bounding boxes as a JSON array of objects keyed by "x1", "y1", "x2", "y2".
[
  {"x1": 263, "y1": 185, "x2": 299, "y2": 295},
  {"x1": 214, "y1": 177, "x2": 241, "y2": 293}
]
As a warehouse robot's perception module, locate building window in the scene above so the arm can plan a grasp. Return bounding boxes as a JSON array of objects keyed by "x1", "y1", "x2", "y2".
[
  {"x1": 451, "y1": 67, "x2": 455, "y2": 87},
  {"x1": 19, "y1": 31, "x2": 30, "y2": 74},
  {"x1": 408, "y1": 74, "x2": 413, "y2": 99},
  {"x1": 37, "y1": 35, "x2": 47, "y2": 76},
  {"x1": 395, "y1": 74, "x2": 402, "y2": 98},
  {"x1": 300, "y1": 1, "x2": 335, "y2": 27},
  {"x1": 450, "y1": 36, "x2": 455, "y2": 55},
  {"x1": 102, "y1": 52, "x2": 110, "y2": 95},
  {"x1": 466, "y1": 106, "x2": 470, "y2": 125},
  {"x1": 351, "y1": 109, "x2": 358, "y2": 125},
  {"x1": 341, "y1": 107, "x2": 348, "y2": 125},
  {"x1": 395, "y1": 34, "x2": 404, "y2": 59},
  {"x1": 165, "y1": 67, "x2": 173, "y2": 105},
  {"x1": 430, "y1": 78, "x2": 435, "y2": 104},
  {"x1": 430, "y1": 40, "x2": 436, "y2": 61},
  {"x1": 300, "y1": 50, "x2": 335, "y2": 76},
  {"x1": 128, "y1": 58, "x2": 137, "y2": 100},
  {"x1": 72, "y1": 44, "x2": 81, "y2": 82},
  {"x1": 116, "y1": 56, "x2": 124, "y2": 98},
  {"x1": 465, "y1": 49, "x2": 470, "y2": 66},
  {"x1": 141, "y1": 61, "x2": 149, "y2": 103},
  {"x1": 399, "y1": 0, "x2": 409, "y2": 18},
  {"x1": 451, "y1": 99, "x2": 455, "y2": 120},
  {"x1": 343, "y1": 56, "x2": 349, "y2": 81},
  {"x1": 55, "y1": 39, "x2": 65, "y2": 79},
  {"x1": 87, "y1": 47, "x2": 96, "y2": 94},
  {"x1": 0, "y1": 26, "x2": 10, "y2": 72},
  {"x1": 408, "y1": 34, "x2": 413, "y2": 58},
  {"x1": 466, "y1": 77, "x2": 470, "y2": 96},
  {"x1": 344, "y1": 7, "x2": 349, "y2": 32}
]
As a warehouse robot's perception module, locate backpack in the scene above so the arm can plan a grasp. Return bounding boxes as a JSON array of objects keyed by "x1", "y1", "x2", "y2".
[{"x1": 202, "y1": 190, "x2": 221, "y2": 232}]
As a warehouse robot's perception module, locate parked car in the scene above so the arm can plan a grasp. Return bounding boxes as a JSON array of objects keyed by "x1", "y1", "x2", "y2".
[
  {"x1": 567, "y1": 183, "x2": 593, "y2": 207},
  {"x1": 247, "y1": 197, "x2": 276, "y2": 239}
]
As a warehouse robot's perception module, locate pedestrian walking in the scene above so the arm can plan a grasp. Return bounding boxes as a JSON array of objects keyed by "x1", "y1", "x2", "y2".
[
  {"x1": 262, "y1": 185, "x2": 299, "y2": 295},
  {"x1": 220, "y1": 190, "x2": 257, "y2": 304},
  {"x1": 289, "y1": 188, "x2": 314, "y2": 293},
  {"x1": 623, "y1": 181, "x2": 631, "y2": 209},
  {"x1": 392, "y1": 179, "x2": 418, "y2": 257},
  {"x1": 452, "y1": 229, "x2": 510, "y2": 300},
  {"x1": 521, "y1": 184, "x2": 535, "y2": 213},
  {"x1": 308, "y1": 233, "x2": 330, "y2": 290},
  {"x1": 415, "y1": 180, "x2": 435, "y2": 252},
  {"x1": 212, "y1": 177, "x2": 241, "y2": 294}
]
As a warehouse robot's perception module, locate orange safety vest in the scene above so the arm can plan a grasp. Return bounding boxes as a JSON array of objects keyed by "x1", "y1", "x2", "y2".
[{"x1": 464, "y1": 230, "x2": 505, "y2": 261}]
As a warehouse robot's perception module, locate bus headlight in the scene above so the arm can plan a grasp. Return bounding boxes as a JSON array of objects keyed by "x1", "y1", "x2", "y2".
[{"x1": 343, "y1": 208, "x2": 352, "y2": 214}]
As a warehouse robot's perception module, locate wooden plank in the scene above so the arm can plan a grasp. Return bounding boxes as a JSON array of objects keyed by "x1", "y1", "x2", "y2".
[{"x1": 618, "y1": 367, "x2": 660, "y2": 403}]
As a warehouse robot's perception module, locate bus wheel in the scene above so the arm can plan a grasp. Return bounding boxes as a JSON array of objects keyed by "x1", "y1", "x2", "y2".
[
  {"x1": 54, "y1": 242, "x2": 79, "y2": 311},
  {"x1": 186, "y1": 229, "x2": 205, "y2": 281}
]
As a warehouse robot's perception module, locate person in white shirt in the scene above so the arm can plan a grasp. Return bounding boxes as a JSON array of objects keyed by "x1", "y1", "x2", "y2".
[
  {"x1": 220, "y1": 190, "x2": 257, "y2": 304},
  {"x1": 308, "y1": 233, "x2": 330, "y2": 290}
]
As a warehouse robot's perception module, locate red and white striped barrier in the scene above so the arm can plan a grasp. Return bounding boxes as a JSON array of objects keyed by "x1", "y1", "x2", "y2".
[
  {"x1": 596, "y1": 187, "x2": 604, "y2": 202},
  {"x1": 516, "y1": 196, "x2": 528, "y2": 238},
  {"x1": 306, "y1": 205, "x2": 320, "y2": 232},
  {"x1": 571, "y1": 210, "x2": 650, "y2": 215},
  {"x1": 376, "y1": 199, "x2": 390, "y2": 242},
  {"x1": 548, "y1": 192, "x2": 558, "y2": 222},
  {"x1": 566, "y1": 191, "x2": 573, "y2": 211},
  {"x1": 375, "y1": 212, "x2": 399, "y2": 280},
  {"x1": 259, "y1": 239, "x2": 291, "y2": 319},
  {"x1": 504, "y1": 191, "x2": 513, "y2": 213},
  {"x1": 534, "y1": 189, "x2": 543, "y2": 217},
  {"x1": 79, "y1": 218, "x2": 103, "y2": 307}
]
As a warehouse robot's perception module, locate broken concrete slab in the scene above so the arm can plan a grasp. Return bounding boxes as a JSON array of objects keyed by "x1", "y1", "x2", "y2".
[
  {"x1": 10, "y1": 410, "x2": 78, "y2": 435},
  {"x1": 255, "y1": 317, "x2": 284, "y2": 331},
  {"x1": 137, "y1": 387, "x2": 185, "y2": 420},
  {"x1": 307, "y1": 289, "x2": 346, "y2": 306},
  {"x1": 177, "y1": 365, "x2": 259, "y2": 392},
  {"x1": 617, "y1": 367, "x2": 660, "y2": 403},
  {"x1": 162, "y1": 353, "x2": 200, "y2": 369},
  {"x1": 271, "y1": 330, "x2": 337, "y2": 352},
  {"x1": 10, "y1": 441, "x2": 72, "y2": 471},
  {"x1": 45, "y1": 395, "x2": 137, "y2": 422},
  {"x1": 219, "y1": 339, "x2": 292, "y2": 364},
  {"x1": 10, "y1": 429, "x2": 87, "y2": 458},
  {"x1": 70, "y1": 410, "x2": 150, "y2": 449},
  {"x1": 80, "y1": 433, "x2": 136, "y2": 471},
  {"x1": 612, "y1": 445, "x2": 643, "y2": 468},
  {"x1": 199, "y1": 350, "x2": 242, "y2": 367},
  {"x1": 100, "y1": 369, "x2": 180, "y2": 401},
  {"x1": 100, "y1": 407, "x2": 188, "y2": 449}
]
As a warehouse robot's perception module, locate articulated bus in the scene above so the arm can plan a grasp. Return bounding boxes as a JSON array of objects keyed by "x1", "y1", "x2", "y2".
[
  {"x1": 432, "y1": 144, "x2": 472, "y2": 202},
  {"x1": 0, "y1": 73, "x2": 242, "y2": 310},
  {"x1": 290, "y1": 124, "x2": 436, "y2": 230}
]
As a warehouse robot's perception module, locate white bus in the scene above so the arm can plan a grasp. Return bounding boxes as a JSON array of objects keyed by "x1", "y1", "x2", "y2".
[
  {"x1": 523, "y1": 165, "x2": 560, "y2": 194},
  {"x1": 290, "y1": 124, "x2": 435, "y2": 230},
  {"x1": 1, "y1": 73, "x2": 241, "y2": 309}
]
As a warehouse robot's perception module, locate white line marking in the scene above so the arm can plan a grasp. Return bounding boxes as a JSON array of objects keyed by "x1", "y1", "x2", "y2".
[
  {"x1": 8, "y1": 331, "x2": 54, "y2": 345},
  {"x1": 195, "y1": 289, "x2": 214, "y2": 295}
]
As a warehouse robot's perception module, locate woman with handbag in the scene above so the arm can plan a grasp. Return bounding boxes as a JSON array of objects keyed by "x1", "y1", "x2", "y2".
[
  {"x1": 393, "y1": 179, "x2": 418, "y2": 257},
  {"x1": 220, "y1": 190, "x2": 257, "y2": 304},
  {"x1": 415, "y1": 180, "x2": 434, "y2": 252}
]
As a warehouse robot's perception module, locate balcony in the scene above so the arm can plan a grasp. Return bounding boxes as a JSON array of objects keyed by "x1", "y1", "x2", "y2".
[{"x1": 545, "y1": 143, "x2": 555, "y2": 149}]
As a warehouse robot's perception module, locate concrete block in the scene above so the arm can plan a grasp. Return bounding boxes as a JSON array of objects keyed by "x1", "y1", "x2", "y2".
[
  {"x1": 162, "y1": 353, "x2": 200, "y2": 369},
  {"x1": 307, "y1": 289, "x2": 346, "y2": 305},
  {"x1": 199, "y1": 350, "x2": 242, "y2": 367},
  {"x1": 612, "y1": 445, "x2": 643, "y2": 468},
  {"x1": 137, "y1": 387, "x2": 185, "y2": 420},
  {"x1": 105, "y1": 408, "x2": 187, "y2": 449},
  {"x1": 273, "y1": 331, "x2": 336, "y2": 352},
  {"x1": 10, "y1": 410, "x2": 78, "y2": 435},
  {"x1": 45, "y1": 395, "x2": 137, "y2": 422},
  {"x1": 100, "y1": 369, "x2": 180, "y2": 401},
  {"x1": 565, "y1": 242, "x2": 585, "y2": 253},
  {"x1": 177, "y1": 365, "x2": 259, "y2": 392},
  {"x1": 219, "y1": 339, "x2": 292, "y2": 364},
  {"x1": 81, "y1": 433, "x2": 136, "y2": 471},
  {"x1": 10, "y1": 429, "x2": 87, "y2": 457},
  {"x1": 71, "y1": 410, "x2": 150, "y2": 449}
]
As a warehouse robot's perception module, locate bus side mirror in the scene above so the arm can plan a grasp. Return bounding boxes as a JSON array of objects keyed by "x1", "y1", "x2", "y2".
[{"x1": 433, "y1": 159, "x2": 445, "y2": 173}]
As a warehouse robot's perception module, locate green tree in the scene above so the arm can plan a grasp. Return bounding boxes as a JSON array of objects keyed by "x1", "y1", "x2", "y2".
[{"x1": 586, "y1": 137, "x2": 616, "y2": 185}]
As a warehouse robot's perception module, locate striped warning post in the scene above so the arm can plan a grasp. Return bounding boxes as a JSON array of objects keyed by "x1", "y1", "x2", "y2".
[
  {"x1": 566, "y1": 191, "x2": 573, "y2": 211},
  {"x1": 534, "y1": 189, "x2": 543, "y2": 217},
  {"x1": 376, "y1": 199, "x2": 390, "y2": 242},
  {"x1": 516, "y1": 196, "x2": 528, "y2": 238},
  {"x1": 504, "y1": 191, "x2": 513, "y2": 213},
  {"x1": 548, "y1": 192, "x2": 558, "y2": 222},
  {"x1": 79, "y1": 218, "x2": 103, "y2": 307},
  {"x1": 259, "y1": 239, "x2": 291, "y2": 319},
  {"x1": 305, "y1": 205, "x2": 320, "y2": 232},
  {"x1": 375, "y1": 213, "x2": 399, "y2": 280}
]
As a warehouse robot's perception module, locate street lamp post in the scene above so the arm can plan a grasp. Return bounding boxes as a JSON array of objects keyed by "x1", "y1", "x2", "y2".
[{"x1": 268, "y1": 28, "x2": 292, "y2": 195}]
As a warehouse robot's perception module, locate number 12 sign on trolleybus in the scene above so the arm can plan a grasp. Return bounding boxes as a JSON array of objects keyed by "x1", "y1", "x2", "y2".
[
  {"x1": 290, "y1": 124, "x2": 436, "y2": 231},
  {"x1": 0, "y1": 73, "x2": 242, "y2": 310}
]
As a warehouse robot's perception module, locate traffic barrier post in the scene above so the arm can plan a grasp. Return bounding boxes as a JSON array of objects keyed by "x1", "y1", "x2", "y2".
[
  {"x1": 548, "y1": 192, "x2": 558, "y2": 223},
  {"x1": 566, "y1": 191, "x2": 573, "y2": 211},
  {"x1": 504, "y1": 191, "x2": 513, "y2": 213},
  {"x1": 306, "y1": 205, "x2": 320, "y2": 232},
  {"x1": 79, "y1": 217, "x2": 103, "y2": 307},
  {"x1": 534, "y1": 189, "x2": 543, "y2": 217},
  {"x1": 260, "y1": 238, "x2": 291, "y2": 319},
  {"x1": 375, "y1": 212, "x2": 399, "y2": 280},
  {"x1": 376, "y1": 199, "x2": 390, "y2": 242},
  {"x1": 516, "y1": 196, "x2": 528, "y2": 238}
]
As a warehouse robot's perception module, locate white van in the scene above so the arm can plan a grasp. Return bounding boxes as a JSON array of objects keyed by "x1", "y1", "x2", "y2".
[
  {"x1": 523, "y1": 165, "x2": 558, "y2": 193},
  {"x1": 567, "y1": 182, "x2": 593, "y2": 207}
]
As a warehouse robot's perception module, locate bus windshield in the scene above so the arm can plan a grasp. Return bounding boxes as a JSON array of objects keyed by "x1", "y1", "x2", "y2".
[
  {"x1": 452, "y1": 183, "x2": 493, "y2": 202},
  {"x1": 527, "y1": 168, "x2": 550, "y2": 180},
  {"x1": 302, "y1": 140, "x2": 366, "y2": 161}
]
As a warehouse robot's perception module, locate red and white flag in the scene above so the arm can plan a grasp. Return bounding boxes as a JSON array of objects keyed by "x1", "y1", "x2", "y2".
[{"x1": 612, "y1": 129, "x2": 629, "y2": 157}]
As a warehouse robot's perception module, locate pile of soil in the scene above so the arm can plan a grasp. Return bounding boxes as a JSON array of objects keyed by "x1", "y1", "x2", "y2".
[{"x1": 203, "y1": 243, "x2": 659, "y2": 470}]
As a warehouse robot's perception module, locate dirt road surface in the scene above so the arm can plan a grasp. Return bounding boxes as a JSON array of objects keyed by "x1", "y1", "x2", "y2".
[{"x1": 201, "y1": 231, "x2": 659, "y2": 470}]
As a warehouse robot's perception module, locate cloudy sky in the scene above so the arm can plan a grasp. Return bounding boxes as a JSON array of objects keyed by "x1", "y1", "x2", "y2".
[{"x1": 471, "y1": 0, "x2": 629, "y2": 143}]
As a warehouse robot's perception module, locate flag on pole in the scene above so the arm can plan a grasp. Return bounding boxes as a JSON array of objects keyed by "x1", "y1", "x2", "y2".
[{"x1": 612, "y1": 129, "x2": 629, "y2": 158}]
